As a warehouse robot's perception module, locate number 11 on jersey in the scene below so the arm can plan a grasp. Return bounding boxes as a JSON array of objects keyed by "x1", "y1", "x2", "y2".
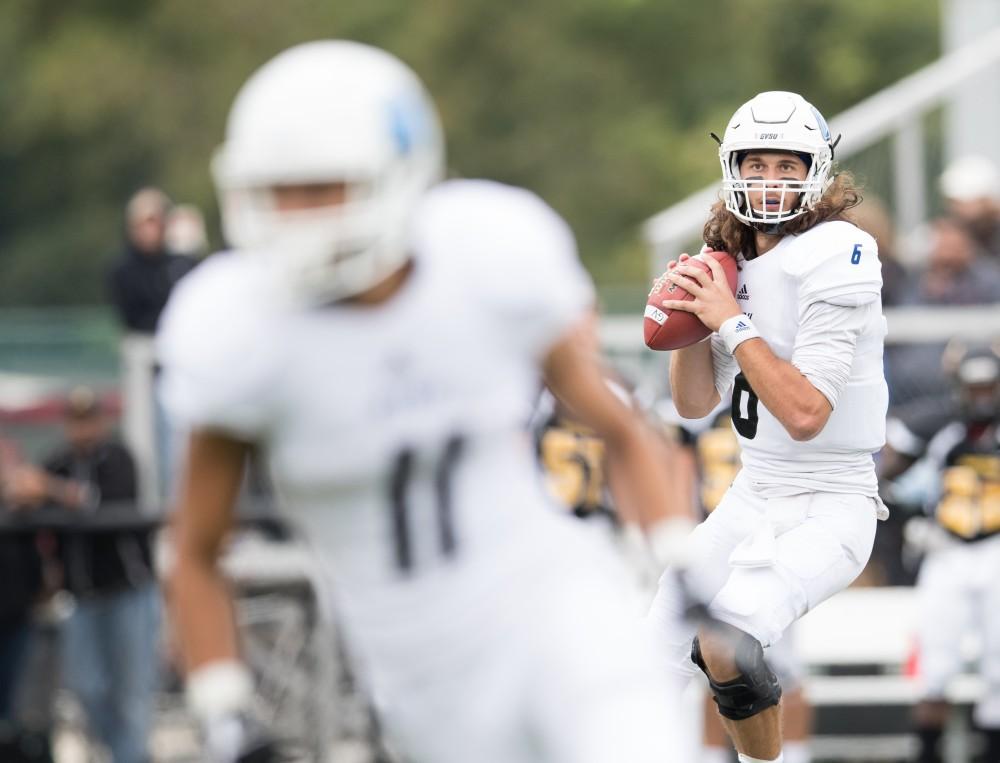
[{"x1": 387, "y1": 435, "x2": 466, "y2": 573}]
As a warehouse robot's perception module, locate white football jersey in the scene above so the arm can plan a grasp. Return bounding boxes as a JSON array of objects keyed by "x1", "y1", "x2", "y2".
[
  {"x1": 157, "y1": 179, "x2": 605, "y2": 666},
  {"x1": 711, "y1": 220, "x2": 888, "y2": 497}
]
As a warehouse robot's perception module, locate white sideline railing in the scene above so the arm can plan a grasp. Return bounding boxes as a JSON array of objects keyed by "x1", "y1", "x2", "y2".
[{"x1": 642, "y1": 26, "x2": 1000, "y2": 277}]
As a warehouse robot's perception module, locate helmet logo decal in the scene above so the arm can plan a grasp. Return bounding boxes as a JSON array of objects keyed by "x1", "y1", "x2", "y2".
[
  {"x1": 809, "y1": 106, "x2": 831, "y2": 142},
  {"x1": 388, "y1": 92, "x2": 429, "y2": 156}
]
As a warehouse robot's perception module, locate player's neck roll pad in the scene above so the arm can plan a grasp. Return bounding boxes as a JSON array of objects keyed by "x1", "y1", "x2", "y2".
[{"x1": 691, "y1": 631, "x2": 782, "y2": 721}]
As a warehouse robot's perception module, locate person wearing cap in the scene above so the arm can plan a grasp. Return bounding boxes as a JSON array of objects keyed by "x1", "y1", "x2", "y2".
[
  {"x1": 878, "y1": 345, "x2": 1000, "y2": 762},
  {"x1": 939, "y1": 155, "x2": 1000, "y2": 260},
  {"x1": 34, "y1": 387, "x2": 159, "y2": 763}
]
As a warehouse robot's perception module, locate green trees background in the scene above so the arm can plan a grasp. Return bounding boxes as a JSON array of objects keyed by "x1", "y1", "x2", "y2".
[{"x1": 0, "y1": 0, "x2": 939, "y2": 307}]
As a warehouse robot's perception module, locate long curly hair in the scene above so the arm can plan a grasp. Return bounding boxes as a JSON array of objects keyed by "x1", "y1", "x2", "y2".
[{"x1": 702, "y1": 171, "x2": 863, "y2": 259}]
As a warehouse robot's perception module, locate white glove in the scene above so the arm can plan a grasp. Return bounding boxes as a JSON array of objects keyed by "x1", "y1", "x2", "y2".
[
  {"x1": 203, "y1": 713, "x2": 255, "y2": 763},
  {"x1": 619, "y1": 517, "x2": 697, "y2": 587},
  {"x1": 188, "y1": 661, "x2": 285, "y2": 763},
  {"x1": 645, "y1": 516, "x2": 697, "y2": 570}
]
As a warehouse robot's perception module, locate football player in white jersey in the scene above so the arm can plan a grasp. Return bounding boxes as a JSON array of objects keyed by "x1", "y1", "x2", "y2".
[
  {"x1": 646, "y1": 91, "x2": 889, "y2": 763},
  {"x1": 159, "y1": 41, "x2": 691, "y2": 763}
]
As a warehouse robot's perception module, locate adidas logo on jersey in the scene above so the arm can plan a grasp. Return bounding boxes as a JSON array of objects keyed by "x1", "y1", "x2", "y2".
[
  {"x1": 735, "y1": 320, "x2": 750, "y2": 332},
  {"x1": 736, "y1": 284, "x2": 750, "y2": 301}
]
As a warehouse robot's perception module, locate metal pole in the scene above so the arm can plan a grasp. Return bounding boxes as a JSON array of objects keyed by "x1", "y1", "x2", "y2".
[
  {"x1": 893, "y1": 118, "x2": 927, "y2": 239},
  {"x1": 942, "y1": 0, "x2": 1000, "y2": 166}
]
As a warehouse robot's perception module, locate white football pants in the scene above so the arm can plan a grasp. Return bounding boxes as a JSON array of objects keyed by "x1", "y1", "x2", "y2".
[{"x1": 649, "y1": 471, "x2": 878, "y2": 678}]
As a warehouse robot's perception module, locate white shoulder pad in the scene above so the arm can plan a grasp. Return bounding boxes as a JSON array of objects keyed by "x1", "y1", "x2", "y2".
[
  {"x1": 782, "y1": 221, "x2": 882, "y2": 307},
  {"x1": 156, "y1": 253, "x2": 282, "y2": 438},
  {"x1": 413, "y1": 180, "x2": 595, "y2": 357}
]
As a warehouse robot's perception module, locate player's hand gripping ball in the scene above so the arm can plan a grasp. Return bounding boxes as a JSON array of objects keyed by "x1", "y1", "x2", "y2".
[{"x1": 643, "y1": 251, "x2": 739, "y2": 351}]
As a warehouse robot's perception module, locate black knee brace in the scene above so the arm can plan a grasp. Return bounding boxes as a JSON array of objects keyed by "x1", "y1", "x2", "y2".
[{"x1": 691, "y1": 630, "x2": 782, "y2": 721}]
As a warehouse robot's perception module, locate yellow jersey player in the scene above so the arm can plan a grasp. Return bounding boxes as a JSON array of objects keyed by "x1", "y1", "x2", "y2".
[{"x1": 880, "y1": 346, "x2": 1000, "y2": 762}]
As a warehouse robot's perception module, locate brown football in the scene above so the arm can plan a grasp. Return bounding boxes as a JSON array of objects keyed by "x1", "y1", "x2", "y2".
[{"x1": 643, "y1": 251, "x2": 739, "y2": 351}]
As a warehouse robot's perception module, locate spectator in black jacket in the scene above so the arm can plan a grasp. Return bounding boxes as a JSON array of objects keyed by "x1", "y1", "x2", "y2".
[
  {"x1": 107, "y1": 187, "x2": 196, "y2": 507},
  {"x1": 107, "y1": 188, "x2": 196, "y2": 334},
  {"x1": 11, "y1": 388, "x2": 160, "y2": 763}
]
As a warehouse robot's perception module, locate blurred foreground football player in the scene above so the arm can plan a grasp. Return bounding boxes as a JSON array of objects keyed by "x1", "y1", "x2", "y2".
[
  {"x1": 647, "y1": 91, "x2": 888, "y2": 763},
  {"x1": 159, "y1": 41, "x2": 691, "y2": 763}
]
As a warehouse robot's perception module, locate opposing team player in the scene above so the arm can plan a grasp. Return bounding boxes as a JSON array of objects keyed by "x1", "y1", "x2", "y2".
[
  {"x1": 879, "y1": 345, "x2": 1000, "y2": 763},
  {"x1": 159, "y1": 41, "x2": 691, "y2": 763},
  {"x1": 647, "y1": 91, "x2": 889, "y2": 763}
]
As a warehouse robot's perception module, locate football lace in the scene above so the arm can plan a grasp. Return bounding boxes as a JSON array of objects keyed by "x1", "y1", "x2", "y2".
[{"x1": 648, "y1": 272, "x2": 670, "y2": 298}]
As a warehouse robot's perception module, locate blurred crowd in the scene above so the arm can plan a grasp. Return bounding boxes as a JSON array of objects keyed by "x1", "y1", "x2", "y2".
[
  {"x1": 0, "y1": 155, "x2": 998, "y2": 761},
  {"x1": 0, "y1": 186, "x2": 202, "y2": 762},
  {"x1": 848, "y1": 156, "x2": 1000, "y2": 592},
  {"x1": 874, "y1": 156, "x2": 1000, "y2": 413}
]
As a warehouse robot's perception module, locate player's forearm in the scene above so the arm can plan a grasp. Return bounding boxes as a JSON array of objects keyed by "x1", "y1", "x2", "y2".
[
  {"x1": 168, "y1": 431, "x2": 249, "y2": 675},
  {"x1": 669, "y1": 340, "x2": 719, "y2": 418},
  {"x1": 733, "y1": 338, "x2": 831, "y2": 441},
  {"x1": 170, "y1": 545, "x2": 262, "y2": 761},
  {"x1": 169, "y1": 552, "x2": 241, "y2": 673},
  {"x1": 605, "y1": 426, "x2": 691, "y2": 528}
]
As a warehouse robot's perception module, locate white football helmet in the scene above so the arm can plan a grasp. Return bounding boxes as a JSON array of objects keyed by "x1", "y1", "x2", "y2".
[
  {"x1": 212, "y1": 40, "x2": 444, "y2": 303},
  {"x1": 718, "y1": 91, "x2": 836, "y2": 226}
]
